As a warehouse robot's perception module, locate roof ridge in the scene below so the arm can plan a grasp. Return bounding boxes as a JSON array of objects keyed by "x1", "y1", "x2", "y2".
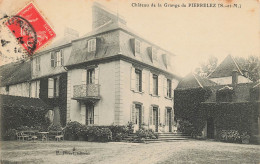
[{"x1": 193, "y1": 73, "x2": 203, "y2": 88}]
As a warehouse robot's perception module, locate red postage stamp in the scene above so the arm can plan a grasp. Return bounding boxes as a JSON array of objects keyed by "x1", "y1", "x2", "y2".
[{"x1": 5, "y1": 3, "x2": 56, "y2": 55}]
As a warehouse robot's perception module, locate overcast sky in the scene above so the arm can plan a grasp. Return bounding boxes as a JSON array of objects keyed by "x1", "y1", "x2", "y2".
[{"x1": 1, "y1": 0, "x2": 259, "y2": 76}]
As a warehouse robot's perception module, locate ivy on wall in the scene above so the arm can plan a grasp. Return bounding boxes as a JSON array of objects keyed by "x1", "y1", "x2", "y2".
[{"x1": 174, "y1": 88, "x2": 259, "y2": 138}]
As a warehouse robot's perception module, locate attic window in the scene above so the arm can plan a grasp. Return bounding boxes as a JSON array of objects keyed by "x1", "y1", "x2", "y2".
[
  {"x1": 135, "y1": 40, "x2": 141, "y2": 54},
  {"x1": 88, "y1": 39, "x2": 96, "y2": 52},
  {"x1": 148, "y1": 47, "x2": 158, "y2": 62}
]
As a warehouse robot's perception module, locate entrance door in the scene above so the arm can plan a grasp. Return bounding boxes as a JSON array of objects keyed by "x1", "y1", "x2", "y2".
[
  {"x1": 207, "y1": 118, "x2": 214, "y2": 139},
  {"x1": 167, "y1": 109, "x2": 172, "y2": 132},
  {"x1": 86, "y1": 104, "x2": 94, "y2": 125},
  {"x1": 135, "y1": 104, "x2": 142, "y2": 129},
  {"x1": 153, "y1": 107, "x2": 159, "y2": 132}
]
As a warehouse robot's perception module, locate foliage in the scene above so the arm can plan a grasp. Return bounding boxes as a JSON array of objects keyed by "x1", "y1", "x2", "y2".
[
  {"x1": 98, "y1": 128, "x2": 112, "y2": 142},
  {"x1": 48, "y1": 124, "x2": 63, "y2": 131},
  {"x1": 126, "y1": 122, "x2": 134, "y2": 134},
  {"x1": 219, "y1": 130, "x2": 241, "y2": 143},
  {"x1": 3, "y1": 129, "x2": 17, "y2": 141},
  {"x1": 64, "y1": 121, "x2": 82, "y2": 140},
  {"x1": 1, "y1": 104, "x2": 50, "y2": 140},
  {"x1": 195, "y1": 56, "x2": 218, "y2": 77},
  {"x1": 235, "y1": 55, "x2": 260, "y2": 82},
  {"x1": 134, "y1": 128, "x2": 158, "y2": 142}
]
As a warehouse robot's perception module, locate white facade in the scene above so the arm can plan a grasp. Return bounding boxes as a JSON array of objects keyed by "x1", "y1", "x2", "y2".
[{"x1": 210, "y1": 75, "x2": 252, "y2": 85}]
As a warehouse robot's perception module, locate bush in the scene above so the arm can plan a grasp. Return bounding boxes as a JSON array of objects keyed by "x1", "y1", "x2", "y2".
[
  {"x1": 219, "y1": 130, "x2": 241, "y2": 143},
  {"x1": 109, "y1": 125, "x2": 129, "y2": 141},
  {"x1": 77, "y1": 125, "x2": 89, "y2": 141},
  {"x1": 98, "y1": 128, "x2": 112, "y2": 142},
  {"x1": 3, "y1": 129, "x2": 17, "y2": 141},
  {"x1": 64, "y1": 121, "x2": 82, "y2": 140},
  {"x1": 135, "y1": 128, "x2": 157, "y2": 142},
  {"x1": 48, "y1": 124, "x2": 63, "y2": 131}
]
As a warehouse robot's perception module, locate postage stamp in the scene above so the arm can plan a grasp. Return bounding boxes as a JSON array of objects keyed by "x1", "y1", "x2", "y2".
[{"x1": 5, "y1": 3, "x2": 56, "y2": 55}]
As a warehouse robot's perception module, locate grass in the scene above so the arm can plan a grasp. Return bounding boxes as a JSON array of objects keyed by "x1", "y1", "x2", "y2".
[{"x1": 0, "y1": 140, "x2": 259, "y2": 164}]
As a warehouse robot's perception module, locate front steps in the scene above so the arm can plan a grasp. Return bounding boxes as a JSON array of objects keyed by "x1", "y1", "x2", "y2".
[{"x1": 123, "y1": 132, "x2": 191, "y2": 143}]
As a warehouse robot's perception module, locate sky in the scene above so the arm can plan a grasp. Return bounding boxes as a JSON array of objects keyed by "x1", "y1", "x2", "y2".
[{"x1": 0, "y1": 0, "x2": 259, "y2": 76}]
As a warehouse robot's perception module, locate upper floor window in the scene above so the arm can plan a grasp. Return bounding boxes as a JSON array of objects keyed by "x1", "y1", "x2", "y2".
[
  {"x1": 153, "y1": 74, "x2": 158, "y2": 95},
  {"x1": 48, "y1": 77, "x2": 59, "y2": 98},
  {"x1": 167, "y1": 79, "x2": 172, "y2": 98},
  {"x1": 135, "y1": 69, "x2": 142, "y2": 92},
  {"x1": 51, "y1": 50, "x2": 64, "y2": 67},
  {"x1": 35, "y1": 57, "x2": 40, "y2": 71},
  {"x1": 87, "y1": 69, "x2": 95, "y2": 84},
  {"x1": 88, "y1": 39, "x2": 96, "y2": 52},
  {"x1": 131, "y1": 67, "x2": 144, "y2": 92}
]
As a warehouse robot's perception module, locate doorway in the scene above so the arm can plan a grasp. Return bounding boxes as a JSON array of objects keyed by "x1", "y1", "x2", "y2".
[
  {"x1": 135, "y1": 104, "x2": 142, "y2": 129},
  {"x1": 167, "y1": 109, "x2": 172, "y2": 132},
  {"x1": 153, "y1": 107, "x2": 159, "y2": 132},
  {"x1": 86, "y1": 104, "x2": 94, "y2": 125},
  {"x1": 207, "y1": 117, "x2": 214, "y2": 139}
]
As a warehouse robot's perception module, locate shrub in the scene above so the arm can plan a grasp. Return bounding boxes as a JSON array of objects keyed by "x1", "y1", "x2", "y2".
[
  {"x1": 3, "y1": 129, "x2": 17, "y2": 141},
  {"x1": 64, "y1": 121, "x2": 82, "y2": 140},
  {"x1": 48, "y1": 124, "x2": 63, "y2": 131},
  {"x1": 219, "y1": 130, "x2": 241, "y2": 143},
  {"x1": 98, "y1": 128, "x2": 112, "y2": 142},
  {"x1": 109, "y1": 125, "x2": 129, "y2": 141},
  {"x1": 135, "y1": 128, "x2": 157, "y2": 142},
  {"x1": 77, "y1": 125, "x2": 89, "y2": 141}
]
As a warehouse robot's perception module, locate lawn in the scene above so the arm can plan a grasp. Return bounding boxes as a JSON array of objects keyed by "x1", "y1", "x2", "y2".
[{"x1": 0, "y1": 140, "x2": 259, "y2": 164}]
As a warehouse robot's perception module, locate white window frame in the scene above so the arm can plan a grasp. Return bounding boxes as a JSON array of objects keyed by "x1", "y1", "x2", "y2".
[{"x1": 88, "y1": 39, "x2": 96, "y2": 52}]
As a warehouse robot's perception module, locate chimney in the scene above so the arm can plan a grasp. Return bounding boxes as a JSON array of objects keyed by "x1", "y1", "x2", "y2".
[
  {"x1": 232, "y1": 70, "x2": 238, "y2": 85},
  {"x1": 92, "y1": 2, "x2": 126, "y2": 29},
  {"x1": 64, "y1": 27, "x2": 79, "y2": 38}
]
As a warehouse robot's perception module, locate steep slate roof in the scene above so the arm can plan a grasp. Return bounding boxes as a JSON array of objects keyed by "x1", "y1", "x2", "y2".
[
  {"x1": 176, "y1": 73, "x2": 216, "y2": 90},
  {"x1": 0, "y1": 94, "x2": 51, "y2": 109},
  {"x1": 208, "y1": 55, "x2": 243, "y2": 78},
  {"x1": 66, "y1": 3, "x2": 176, "y2": 75},
  {"x1": 0, "y1": 60, "x2": 31, "y2": 87}
]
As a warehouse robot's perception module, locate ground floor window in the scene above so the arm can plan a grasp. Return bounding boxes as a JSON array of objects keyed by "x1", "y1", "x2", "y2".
[{"x1": 86, "y1": 105, "x2": 94, "y2": 125}]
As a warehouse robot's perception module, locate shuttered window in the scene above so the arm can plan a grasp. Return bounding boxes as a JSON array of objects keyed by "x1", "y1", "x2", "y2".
[
  {"x1": 51, "y1": 50, "x2": 64, "y2": 67},
  {"x1": 153, "y1": 74, "x2": 158, "y2": 95},
  {"x1": 88, "y1": 39, "x2": 96, "y2": 52}
]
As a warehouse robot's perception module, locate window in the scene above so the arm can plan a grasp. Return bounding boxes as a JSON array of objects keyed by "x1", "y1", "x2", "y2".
[
  {"x1": 135, "y1": 104, "x2": 141, "y2": 125},
  {"x1": 5, "y1": 86, "x2": 9, "y2": 93},
  {"x1": 135, "y1": 69, "x2": 142, "y2": 92},
  {"x1": 88, "y1": 39, "x2": 96, "y2": 52},
  {"x1": 48, "y1": 77, "x2": 59, "y2": 98},
  {"x1": 153, "y1": 74, "x2": 158, "y2": 95},
  {"x1": 167, "y1": 79, "x2": 172, "y2": 98},
  {"x1": 35, "y1": 57, "x2": 40, "y2": 71},
  {"x1": 135, "y1": 40, "x2": 141, "y2": 53},
  {"x1": 51, "y1": 50, "x2": 64, "y2": 67},
  {"x1": 87, "y1": 69, "x2": 95, "y2": 84}
]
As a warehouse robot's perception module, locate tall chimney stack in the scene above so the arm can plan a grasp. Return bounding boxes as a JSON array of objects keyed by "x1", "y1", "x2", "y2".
[{"x1": 232, "y1": 70, "x2": 238, "y2": 85}]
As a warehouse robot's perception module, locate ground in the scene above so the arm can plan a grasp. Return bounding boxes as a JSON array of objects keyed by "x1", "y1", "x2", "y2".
[{"x1": 0, "y1": 140, "x2": 260, "y2": 164}]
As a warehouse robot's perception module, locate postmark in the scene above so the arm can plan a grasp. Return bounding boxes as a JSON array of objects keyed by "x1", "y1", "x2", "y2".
[{"x1": 5, "y1": 3, "x2": 56, "y2": 56}]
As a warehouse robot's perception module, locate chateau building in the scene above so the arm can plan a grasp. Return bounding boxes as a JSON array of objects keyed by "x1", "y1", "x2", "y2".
[{"x1": 0, "y1": 3, "x2": 179, "y2": 132}]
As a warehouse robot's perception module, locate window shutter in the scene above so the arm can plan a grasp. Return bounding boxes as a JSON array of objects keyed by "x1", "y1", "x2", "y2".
[
  {"x1": 94, "y1": 67, "x2": 99, "y2": 84},
  {"x1": 48, "y1": 78, "x2": 54, "y2": 98},
  {"x1": 171, "y1": 109, "x2": 174, "y2": 129},
  {"x1": 130, "y1": 39, "x2": 135, "y2": 55},
  {"x1": 163, "y1": 77, "x2": 167, "y2": 97},
  {"x1": 51, "y1": 52, "x2": 55, "y2": 67},
  {"x1": 93, "y1": 39, "x2": 96, "y2": 51},
  {"x1": 142, "y1": 106, "x2": 145, "y2": 124},
  {"x1": 37, "y1": 81, "x2": 40, "y2": 98},
  {"x1": 60, "y1": 49, "x2": 64, "y2": 66},
  {"x1": 165, "y1": 108, "x2": 167, "y2": 125},
  {"x1": 131, "y1": 104, "x2": 136, "y2": 124},
  {"x1": 142, "y1": 70, "x2": 145, "y2": 92},
  {"x1": 158, "y1": 75, "x2": 162, "y2": 96},
  {"x1": 81, "y1": 69, "x2": 87, "y2": 85},
  {"x1": 56, "y1": 77, "x2": 59, "y2": 97},
  {"x1": 149, "y1": 72, "x2": 153, "y2": 95},
  {"x1": 158, "y1": 107, "x2": 161, "y2": 125},
  {"x1": 171, "y1": 80, "x2": 175, "y2": 98},
  {"x1": 130, "y1": 67, "x2": 135, "y2": 91},
  {"x1": 149, "y1": 106, "x2": 153, "y2": 125}
]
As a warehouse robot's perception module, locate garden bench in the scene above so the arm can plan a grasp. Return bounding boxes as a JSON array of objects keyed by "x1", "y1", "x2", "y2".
[{"x1": 48, "y1": 131, "x2": 63, "y2": 141}]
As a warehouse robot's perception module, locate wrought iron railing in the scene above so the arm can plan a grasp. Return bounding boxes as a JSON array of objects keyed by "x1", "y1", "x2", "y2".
[{"x1": 73, "y1": 84, "x2": 100, "y2": 98}]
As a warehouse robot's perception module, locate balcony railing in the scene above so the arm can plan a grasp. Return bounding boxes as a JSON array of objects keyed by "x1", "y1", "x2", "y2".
[{"x1": 73, "y1": 84, "x2": 100, "y2": 99}]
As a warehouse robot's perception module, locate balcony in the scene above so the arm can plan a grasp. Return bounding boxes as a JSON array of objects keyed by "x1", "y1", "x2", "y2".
[{"x1": 72, "y1": 84, "x2": 101, "y2": 103}]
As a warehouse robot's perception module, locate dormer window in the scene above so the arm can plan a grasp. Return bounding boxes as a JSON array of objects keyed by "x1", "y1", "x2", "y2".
[
  {"x1": 88, "y1": 39, "x2": 96, "y2": 52},
  {"x1": 135, "y1": 40, "x2": 141, "y2": 54},
  {"x1": 130, "y1": 38, "x2": 141, "y2": 55},
  {"x1": 148, "y1": 47, "x2": 158, "y2": 62},
  {"x1": 51, "y1": 49, "x2": 64, "y2": 67}
]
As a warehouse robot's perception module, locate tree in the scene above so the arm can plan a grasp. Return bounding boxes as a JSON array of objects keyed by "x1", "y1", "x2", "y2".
[
  {"x1": 235, "y1": 55, "x2": 260, "y2": 82},
  {"x1": 195, "y1": 56, "x2": 218, "y2": 77}
]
